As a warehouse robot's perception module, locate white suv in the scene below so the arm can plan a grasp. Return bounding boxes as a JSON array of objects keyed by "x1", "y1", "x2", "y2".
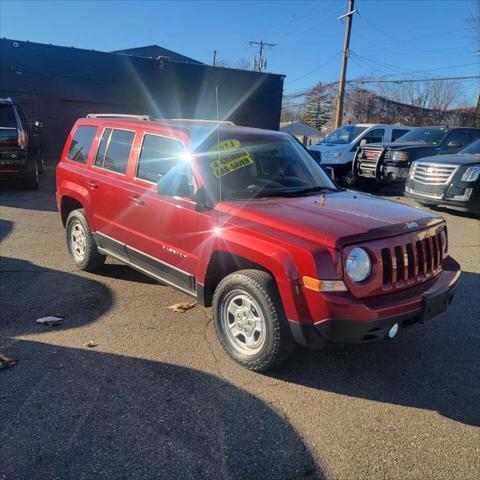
[{"x1": 309, "y1": 124, "x2": 414, "y2": 186}]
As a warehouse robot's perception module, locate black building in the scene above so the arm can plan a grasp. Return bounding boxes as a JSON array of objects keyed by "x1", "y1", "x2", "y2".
[{"x1": 0, "y1": 38, "x2": 284, "y2": 161}]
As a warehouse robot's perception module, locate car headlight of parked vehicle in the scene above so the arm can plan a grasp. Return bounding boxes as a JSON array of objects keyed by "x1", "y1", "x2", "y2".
[
  {"x1": 391, "y1": 151, "x2": 408, "y2": 162},
  {"x1": 346, "y1": 248, "x2": 372, "y2": 282},
  {"x1": 461, "y1": 165, "x2": 480, "y2": 183}
]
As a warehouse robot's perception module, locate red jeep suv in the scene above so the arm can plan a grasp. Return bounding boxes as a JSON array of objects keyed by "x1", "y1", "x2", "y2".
[{"x1": 56, "y1": 115, "x2": 461, "y2": 371}]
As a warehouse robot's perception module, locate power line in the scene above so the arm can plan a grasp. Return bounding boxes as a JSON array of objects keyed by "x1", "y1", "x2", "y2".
[{"x1": 283, "y1": 75, "x2": 480, "y2": 98}]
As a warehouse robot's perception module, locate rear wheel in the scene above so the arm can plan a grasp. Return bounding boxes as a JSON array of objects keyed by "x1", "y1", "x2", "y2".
[
  {"x1": 66, "y1": 209, "x2": 106, "y2": 271},
  {"x1": 22, "y1": 160, "x2": 39, "y2": 190},
  {"x1": 213, "y1": 269, "x2": 295, "y2": 372}
]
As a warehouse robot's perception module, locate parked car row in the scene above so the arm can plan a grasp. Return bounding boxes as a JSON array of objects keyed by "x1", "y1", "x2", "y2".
[{"x1": 309, "y1": 124, "x2": 480, "y2": 216}]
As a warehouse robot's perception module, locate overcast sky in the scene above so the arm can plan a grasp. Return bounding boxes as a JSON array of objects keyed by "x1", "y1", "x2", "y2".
[{"x1": 1, "y1": 0, "x2": 478, "y2": 100}]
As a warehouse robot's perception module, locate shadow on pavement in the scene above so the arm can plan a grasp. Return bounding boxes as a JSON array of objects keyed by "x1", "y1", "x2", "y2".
[
  {"x1": 0, "y1": 341, "x2": 320, "y2": 479},
  {"x1": 270, "y1": 271, "x2": 480, "y2": 427},
  {"x1": 0, "y1": 256, "x2": 114, "y2": 337},
  {"x1": 0, "y1": 167, "x2": 57, "y2": 212},
  {"x1": 0, "y1": 233, "x2": 320, "y2": 478}
]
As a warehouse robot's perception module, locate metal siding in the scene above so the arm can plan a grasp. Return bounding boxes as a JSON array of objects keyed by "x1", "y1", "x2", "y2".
[{"x1": 0, "y1": 38, "x2": 284, "y2": 162}]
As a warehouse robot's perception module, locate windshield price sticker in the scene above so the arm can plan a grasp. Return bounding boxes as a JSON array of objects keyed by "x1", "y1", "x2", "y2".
[{"x1": 210, "y1": 139, "x2": 254, "y2": 178}]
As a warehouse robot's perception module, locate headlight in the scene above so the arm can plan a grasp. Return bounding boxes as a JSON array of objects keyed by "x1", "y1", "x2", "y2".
[
  {"x1": 346, "y1": 248, "x2": 372, "y2": 282},
  {"x1": 461, "y1": 166, "x2": 480, "y2": 183},
  {"x1": 391, "y1": 151, "x2": 408, "y2": 162}
]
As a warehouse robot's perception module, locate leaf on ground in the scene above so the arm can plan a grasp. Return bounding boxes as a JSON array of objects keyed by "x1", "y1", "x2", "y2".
[
  {"x1": 84, "y1": 341, "x2": 98, "y2": 348},
  {"x1": 167, "y1": 302, "x2": 197, "y2": 313}
]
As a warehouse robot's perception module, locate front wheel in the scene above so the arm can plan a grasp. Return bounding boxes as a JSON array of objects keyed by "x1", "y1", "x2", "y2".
[
  {"x1": 66, "y1": 209, "x2": 106, "y2": 271},
  {"x1": 212, "y1": 269, "x2": 295, "y2": 372}
]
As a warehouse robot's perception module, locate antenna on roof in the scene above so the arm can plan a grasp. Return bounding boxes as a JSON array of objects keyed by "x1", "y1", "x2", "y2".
[{"x1": 215, "y1": 86, "x2": 222, "y2": 219}]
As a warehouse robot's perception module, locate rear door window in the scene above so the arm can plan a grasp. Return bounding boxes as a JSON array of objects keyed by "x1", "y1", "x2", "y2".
[
  {"x1": 94, "y1": 128, "x2": 135, "y2": 175},
  {"x1": 67, "y1": 125, "x2": 97, "y2": 163}
]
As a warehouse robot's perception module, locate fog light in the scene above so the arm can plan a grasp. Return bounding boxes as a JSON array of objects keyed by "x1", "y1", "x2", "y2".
[{"x1": 388, "y1": 323, "x2": 399, "y2": 338}]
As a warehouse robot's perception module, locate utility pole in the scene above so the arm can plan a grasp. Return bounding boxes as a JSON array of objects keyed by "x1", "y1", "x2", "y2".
[
  {"x1": 249, "y1": 40, "x2": 276, "y2": 72},
  {"x1": 212, "y1": 50, "x2": 217, "y2": 66},
  {"x1": 335, "y1": 0, "x2": 356, "y2": 128}
]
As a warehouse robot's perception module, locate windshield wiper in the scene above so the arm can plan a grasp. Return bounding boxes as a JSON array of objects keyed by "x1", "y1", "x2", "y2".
[{"x1": 287, "y1": 185, "x2": 339, "y2": 196}]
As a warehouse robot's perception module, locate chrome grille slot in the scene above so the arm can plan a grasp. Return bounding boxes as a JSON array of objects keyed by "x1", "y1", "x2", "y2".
[{"x1": 411, "y1": 162, "x2": 457, "y2": 185}]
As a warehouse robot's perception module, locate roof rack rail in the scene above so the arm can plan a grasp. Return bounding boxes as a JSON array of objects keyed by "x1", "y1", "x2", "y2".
[
  {"x1": 165, "y1": 118, "x2": 236, "y2": 126},
  {"x1": 86, "y1": 113, "x2": 152, "y2": 121}
]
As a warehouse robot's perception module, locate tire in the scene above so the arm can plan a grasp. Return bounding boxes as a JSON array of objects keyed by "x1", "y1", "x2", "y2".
[
  {"x1": 66, "y1": 209, "x2": 106, "y2": 271},
  {"x1": 212, "y1": 269, "x2": 295, "y2": 372},
  {"x1": 22, "y1": 160, "x2": 39, "y2": 190},
  {"x1": 37, "y1": 150, "x2": 45, "y2": 174}
]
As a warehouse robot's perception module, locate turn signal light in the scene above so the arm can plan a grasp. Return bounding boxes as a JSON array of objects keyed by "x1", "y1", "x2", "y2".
[{"x1": 303, "y1": 276, "x2": 347, "y2": 292}]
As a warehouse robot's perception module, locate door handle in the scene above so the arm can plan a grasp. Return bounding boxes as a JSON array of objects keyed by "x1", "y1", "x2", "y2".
[
  {"x1": 88, "y1": 181, "x2": 98, "y2": 189},
  {"x1": 130, "y1": 195, "x2": 145, "y2": 206}
]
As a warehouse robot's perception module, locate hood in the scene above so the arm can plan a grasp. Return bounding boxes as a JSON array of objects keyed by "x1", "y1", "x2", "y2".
[
  {"x1": 416, "y1": 153, "x2": 480, "y2": 167},
  {"x1": 309, "y1": 143, "x2": 349, "y2": 153},
  {"x1": 364, "y1": 142, "x2": 435, "y2": 150},
  {"x1": 221, "y1": 191, "x2": 443, "y2": 249}
]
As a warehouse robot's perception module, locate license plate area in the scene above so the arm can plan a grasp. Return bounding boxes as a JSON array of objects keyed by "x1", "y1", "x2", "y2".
[{"x1": 421, "y1": 289, "x2": 449, "y2": 323}]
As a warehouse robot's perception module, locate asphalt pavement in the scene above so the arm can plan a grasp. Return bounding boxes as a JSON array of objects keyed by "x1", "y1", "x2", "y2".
[{"x1": 0, "y1": 169, "x2": 479, "y2": 480}]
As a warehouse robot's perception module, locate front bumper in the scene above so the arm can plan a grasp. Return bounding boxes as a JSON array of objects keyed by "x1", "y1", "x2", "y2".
[
  {"x1": 405, "y1": 184, "x2": 480, "y2": 215},
  {"x1": 289, "y1": 257, "x2": 461, "y2": 348},
  {"x1": 0, "y1": 149, "x2": 27, "y2": 172}
]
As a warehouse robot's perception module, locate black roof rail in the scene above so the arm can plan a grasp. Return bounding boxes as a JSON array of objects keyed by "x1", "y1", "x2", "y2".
[{"x1": 86, "y1": 113, "x2": 152, "y2": 121}]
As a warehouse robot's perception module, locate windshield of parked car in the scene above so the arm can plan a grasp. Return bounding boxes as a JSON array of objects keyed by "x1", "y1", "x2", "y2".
[
  {"x1": 459, "y1": 138, "x2": 480, "y2": 155},
  {"x1": 194, "y1": 134, "x2": 337, "y2": 201},
  {"x1": 322, "y1": 125, "x2": 367, "y2": 145},
  {"x1": 395, "y1": 127, "x2": 447, "y2": 145}
]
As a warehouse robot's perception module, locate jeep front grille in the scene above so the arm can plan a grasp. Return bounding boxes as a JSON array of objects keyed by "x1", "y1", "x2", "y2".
[
  {"x1": 411, "y1": 162, "x2": 458, "y2": 186},
  {"x1": 380, "y1": 230, "x2": 444, "y2": 288}
]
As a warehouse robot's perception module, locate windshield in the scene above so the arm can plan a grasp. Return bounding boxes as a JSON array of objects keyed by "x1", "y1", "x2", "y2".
[
  {"x1": 194, "y1": 134, "x2": 337, "y2": 201},
  {"x1": 459, "y1": 138, "x2": 480, "y2": 155},
  {"x1": 395, "y1": 127, "x2": 447, "y2": 145},
  {"x1": 322, "y1": 125, "x2": 367, "y2": 145}
]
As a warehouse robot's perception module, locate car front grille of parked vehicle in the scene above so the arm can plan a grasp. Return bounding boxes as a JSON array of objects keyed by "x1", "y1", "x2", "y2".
[
  {"x1": 410, "y1": 162, "x2": 458, "y2": 186},
  {"x1": 380, "y1": 229, "x2": 445, "y2": 288},
  {"x1": 357, "y1": 147, "x2": 383, "y2": 174}
]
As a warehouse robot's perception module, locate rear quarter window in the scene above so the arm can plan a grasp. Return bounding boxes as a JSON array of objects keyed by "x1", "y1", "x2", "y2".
[{"x1": 67, "y1": 125, "x2": 97, "y2": 163}]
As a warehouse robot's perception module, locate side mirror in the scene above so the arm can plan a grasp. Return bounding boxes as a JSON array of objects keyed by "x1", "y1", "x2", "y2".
[
  {"x1": 194, "y1": 186, "x2": 213, "y2": 212},
  {"x1": 359, "y1": 138, "x2": 367, "y2": 147},
  {"x1": 33, "y1": 120, "x2": 43, "y2": 128}
]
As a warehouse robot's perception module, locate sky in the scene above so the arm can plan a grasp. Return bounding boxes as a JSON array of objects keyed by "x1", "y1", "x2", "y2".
[{"x1": 1, "y1": 0, "x2": 479, "y2": 102}]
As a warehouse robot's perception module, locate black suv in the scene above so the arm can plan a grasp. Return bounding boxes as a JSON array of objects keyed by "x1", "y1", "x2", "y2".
[
  {"x1": 405, "y1": 137, "x2": 480, "y2": 215},
  {"x1": 0, "y1": 97, "x2": 44, "y2": 190},
  {"x1": 352, "y1": 126, "x2": 480, "y2": 189}
]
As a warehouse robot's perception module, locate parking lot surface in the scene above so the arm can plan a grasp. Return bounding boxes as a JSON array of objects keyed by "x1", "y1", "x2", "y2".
[{"x1": 1, "y1": 170, "x2": 479, "y2": 480}]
